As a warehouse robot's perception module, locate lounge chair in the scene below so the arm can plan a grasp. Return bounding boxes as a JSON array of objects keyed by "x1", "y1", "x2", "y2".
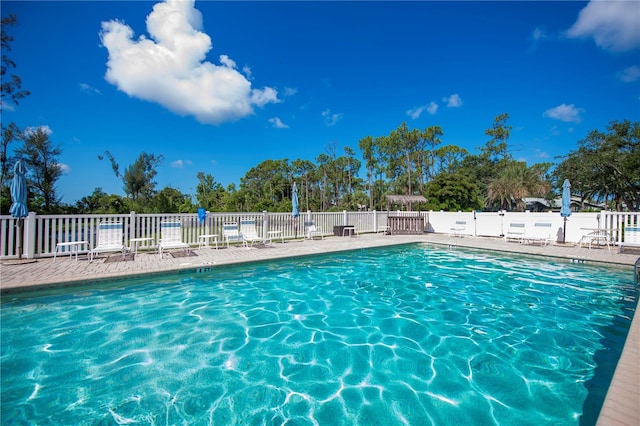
[
  {"x1": 525, "y1": 222, "x2": 552, "y2": 246},
  {"x1": 505, "y1": 222, "x2": 526, "y2": 243},
  {"x1": 240, "y1": 218, "x2": 266, "y2": 247},
  {"x1": 449, "y1": 220, "x2": 466, "y2": 237},
  {"x1": 222, "y1": 222, "x2": 242, "y2": 248},
  {"x1": 89, "y1": 222, "x2": 126, "y2": 262},
  {"x1": 158, "y1": 221, "x2": 190, "y2": 258},
  {"x1": 304, "y1": 221, "x2": 323, "y2": 240},
  {"x1": 619, "y1": 226, "x2": 640, "y2": 253}
]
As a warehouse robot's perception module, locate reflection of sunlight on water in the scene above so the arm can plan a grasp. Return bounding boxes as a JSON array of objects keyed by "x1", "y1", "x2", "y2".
[
  {"x1": 1, "y1": 244, "x2": 635, "y2": 425},
  {"x1": 426, "y1": 391, "x2": 459, "y2": 406},
  {"x1": 28, "y1": 384, "x2": 40, "y2": 400},
  {"x1": 108, "y1": 408, "x2": 136, "y2": 424},
  {"x1": 224, "y1": 354, "x2": 238, "y2": 370}
]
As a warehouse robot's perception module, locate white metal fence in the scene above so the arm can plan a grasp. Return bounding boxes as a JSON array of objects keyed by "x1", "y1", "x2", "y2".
[{"x1": 1, "y1": 210, "x2": 638, "y2": 259}]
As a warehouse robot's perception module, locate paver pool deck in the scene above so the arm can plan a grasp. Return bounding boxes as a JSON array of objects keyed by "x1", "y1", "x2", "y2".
[{"x1": 1, "y1": 233, "x2": 638, "y2": 425}]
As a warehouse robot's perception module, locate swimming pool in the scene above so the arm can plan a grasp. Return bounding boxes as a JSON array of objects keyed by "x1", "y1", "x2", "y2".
[{"x1": 1, "y1": 244, "x2": 636, "y2": 425}]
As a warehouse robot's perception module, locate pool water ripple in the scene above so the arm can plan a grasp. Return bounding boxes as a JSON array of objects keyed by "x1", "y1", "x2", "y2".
[{"x1": 1, "y1": 244, "x2": 636, "y2": 425}]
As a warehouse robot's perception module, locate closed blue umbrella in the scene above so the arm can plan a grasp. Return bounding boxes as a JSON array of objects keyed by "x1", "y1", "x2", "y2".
[
  {"x1": 10, "y1": 160, "x2": 28, "y2": 259},
  {"x1": 292, "y1": 182, "x2": 300, "y2": 218},
  {"x1": 292, "y1": 182, "x2": 299, "y2": 238},
  {"x1": 560, "y1": 179, "x2": 572, "y2": 243}
]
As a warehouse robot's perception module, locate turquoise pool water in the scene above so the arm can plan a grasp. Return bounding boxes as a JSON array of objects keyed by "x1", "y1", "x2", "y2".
[{"x1": 1, "y1": 244, "x2": 637, "y2": 425}]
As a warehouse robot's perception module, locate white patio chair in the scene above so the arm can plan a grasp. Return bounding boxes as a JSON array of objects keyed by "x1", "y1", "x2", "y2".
[
  {"x1": 620, "y1": 226, "x2": 640, "y2": 253},
  {"x1": 304, "y1": 221, "x2": 323, "y2": 240},
  {"x1": 158, "y1": 221, "x2": 190, "y2": 258},
  {"x1": 505, "y1": 222, "x2": 526, "y2": 243},
  {"x1": 525, "y1": 222, "x2": 552, "y2": 246},
  {"x1": 222, "y1": 222, "x2": 242, "y2": 248},
  {"x1": 449, "y1": 220, "x2": 466, "y2": 237},
  {"x1": 240, "y1": 218, "x2": 265, "y2": 247},
  {"x1": 89, "y1": 222, "x2": 126, "y2": 262}
]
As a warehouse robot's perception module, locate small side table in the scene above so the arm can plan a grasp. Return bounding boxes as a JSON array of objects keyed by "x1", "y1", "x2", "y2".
[
  {"x1": 198, "y1": 234, "x2": 218, "y2": 249},
  {"x1": 267, "y1": 231, "x2": 283, "y2": 246},
  {"x1": 54, "y1": 241, "x2": 88, "y2": 262},
  {"x1": 342, "y1": 226, "x2": 356, "y2": 237},
  {"x1": 129, "y1": 237, "x2": 155, "y2": 257}
]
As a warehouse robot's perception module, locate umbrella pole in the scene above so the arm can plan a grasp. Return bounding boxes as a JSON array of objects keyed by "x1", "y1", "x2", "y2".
[
  {"x1": 17, "y1": 218, "x2": 23, "y2": 260},
  {"x1": 563, "y1": 217, "x2": 567, "y2": 244}
]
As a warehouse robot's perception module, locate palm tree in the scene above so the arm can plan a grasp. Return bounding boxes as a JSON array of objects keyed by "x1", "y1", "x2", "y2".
[{"x1": 486, "y1": 161, "x2": 550, "y2": 211}]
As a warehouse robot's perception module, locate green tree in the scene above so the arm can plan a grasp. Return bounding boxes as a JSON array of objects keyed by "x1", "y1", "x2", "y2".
[
  {"x1": 15, "y1": 127, "x2": 63, "y2": 213},
  {"x1": 221, "y1": 183, "x2": 243, "y2": 212},
  {"x1": 153, "y1": 186, "x2": 193, "y2": 213},
  {"x1": 123, "y1": 153, "x2": 163, "y2": 203},
  {"x1": 486, "y1": 161, "x2": 550, "y2": 211},
  {"x1": 239, "y1": 159, "x2": 291, "y2": 211},
  {"x1": 457, "y1": 114, "x2": 514, "y2": 199},
  {"x1": 383, "y1": 123, "x2": 422, "y2": 196},
  {"x1": 0, "y1": 122, "x2": 22, "y2": 213},
  {"x1": 316, "y1": 152, "x2": 331, "y2": 210},
  {"x1": 483, "y1": 113, "x2": 512, "y2": 165},
  {"x1": 1, "y1": 15, "x2": 30, "y2": 213},
  {"x1": 358, "y1": 135, "x2": 375, "y2": 210},
  {"x1": 424, "y1": 172, "x2": 482, "y2": 211},
  {"x1": 1, "y1": 14, "x2": 30, "y2": 109},
  {"x1": 99, "y1": 151, "x2": 164, "y2": 206},
  {"x1": 75, "y1": 188, "x2": 128, "y2": 214},
  {"x1": 195, "y1": 172, "x2": 226, "y2": 211},
  {"x1": 433, "y1": 144, "x2": 469, "y2": 175},
  {"x1": 419, "y1": 125, "x2": 444, "y2": 186},
  {"x1": 555, "y1": 120, "x2": 639, "y2": 211},
  {"x1": 291, "y1": 158, "x2": 316, "y2": 211}
]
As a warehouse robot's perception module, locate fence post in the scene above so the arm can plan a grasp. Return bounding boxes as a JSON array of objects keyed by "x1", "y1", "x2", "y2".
[
  {"x1": 25, "y1": 211, "x2": 36, "y2": 259},
  {"x1": 343, "y1": 210, "x2": 348, "y2": 226},
  {"x1": 262, "y1": 211, "x2": 268, "y2": 240},
  {"x1": 129, "y1": 211, "x2": 136, "y2": 239},
  {"x1": 373, "y1": 210, "x2": 378, "y2": 233}
]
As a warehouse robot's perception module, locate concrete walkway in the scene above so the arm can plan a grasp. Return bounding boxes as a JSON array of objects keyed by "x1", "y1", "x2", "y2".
[{"x1": 1, "y1": 233, "x2": 638, "y2": 425}]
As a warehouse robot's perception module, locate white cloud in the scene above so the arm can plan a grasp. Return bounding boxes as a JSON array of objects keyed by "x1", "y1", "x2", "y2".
[
  {"x1": 529, "y1": 26, "x2": 552, "y2": 51},
  {"x1": 566, "y1": 0, "x2": 640, "y2": 52},
  {"x1": 171, "y1": 159, "x2": 192, "y2": 168},
  {"x1": 59, "y1": 163, "x2": 71, "y2": 174},
  {"x1": 322, "y1": 109, "x2": 342, "y2": 126},
  {"x1": 535, "y1": 149, "x2": 549, "y2": 159},
  {"x1": 407, "y1": 102, "x2": 439, "y2": 119},
  {"x1": 283, "y1": 87, "x2": 298, "y2": 97},
  {"x1": 100, "y1": 0, "x2": 279, "y2": 125},
  {"x1": 618, "y1": 65, "x2": 640, "y2": 83},
  {"x1": 268, "y1": 117, "x2": 289, "y2": 128},
  {"x1": 79, "y1": 83, "x2": 102, "y2": 95},
  {"x1": 242, "y1": 65, "x2": 252, "y2": 80},
  {"x1": 532, "y1": 26, "x2": 551, "y2": 42},
  {"x1": 426, "y1": 102, "x2": 438, "y2": 115},
  {"x1": 543, "y1": 104, "x2": 585, "y2": 123},
  {"x1": 442, "y1": 94, "x2": 462, "y2": 108},
  {"x1": 24, "y1": 125, "x2": 53, "y2": 136},
  {"x1": 406, "y1": 105, "x2": 426, "y2": 119}
]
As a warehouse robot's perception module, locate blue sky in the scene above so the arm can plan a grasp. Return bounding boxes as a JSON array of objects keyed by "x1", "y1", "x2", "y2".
[{"x1": 3, "y1": 0, "x2": 639, "y2": 204}]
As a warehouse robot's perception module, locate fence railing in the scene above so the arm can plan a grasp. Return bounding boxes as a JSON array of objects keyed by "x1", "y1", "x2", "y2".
[
  {"x1": 1, "y1": 210, "x2": 638, "y2": 259},
  {"x1": 1, "y1": 210, "x2": 389, "y2": 259}
]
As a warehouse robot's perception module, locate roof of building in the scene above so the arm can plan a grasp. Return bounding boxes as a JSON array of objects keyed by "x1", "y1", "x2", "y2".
[{"x1": 385, "y1": 195, "x2": 428, "y2": 205}]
